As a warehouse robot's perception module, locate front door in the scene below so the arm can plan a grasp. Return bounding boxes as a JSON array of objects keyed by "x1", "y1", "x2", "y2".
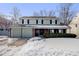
[
  {"x1": 35, "y1": 29, "x2": 44, "y2": 36},
  {"x1": 35, "y1": 29, "x2": 40, "y2": 36},
  {"x1": 40, "y1": 29, "x2": 44, "y2": 35}
]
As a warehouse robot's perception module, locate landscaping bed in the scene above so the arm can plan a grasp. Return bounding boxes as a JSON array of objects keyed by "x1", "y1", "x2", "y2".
[{"x1": 43, "y1": 33, "x2": 77, "y2": 38}]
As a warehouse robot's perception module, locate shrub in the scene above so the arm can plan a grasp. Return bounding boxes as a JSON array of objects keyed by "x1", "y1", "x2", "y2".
[{"x1": 43, "y1": 33, "x2": 77, "y2": 38}]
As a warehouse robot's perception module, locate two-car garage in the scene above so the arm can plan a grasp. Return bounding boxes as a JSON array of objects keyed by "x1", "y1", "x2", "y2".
[{"x1": 10, "y1": 27, "x2": 32, "y2": 38}]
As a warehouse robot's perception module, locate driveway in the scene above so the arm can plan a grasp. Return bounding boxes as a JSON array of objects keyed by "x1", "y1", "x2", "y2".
[{"x1": 45, "y1": 38, "x2": 79, "y2": 51}]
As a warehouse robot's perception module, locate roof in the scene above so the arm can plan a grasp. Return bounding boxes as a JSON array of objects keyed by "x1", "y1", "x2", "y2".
[
  {"x1": 0, "y1": 16, "x2": 12, "y2": 28},
  {"x1": 11, "y1": 25, "x2": 68, "y2": 29},
  {"x1": 69, "y1": 13, "x2": 79, "y2": 25},
  {"x1": 20, "y1": 16, "x2": 57, "y2": 19},
  {"x1": 69, "y1": 16, "x2": 79, "y2": 25},
  {"x1": 28, "y1": 25, "x2": 68, "y2": 29}
]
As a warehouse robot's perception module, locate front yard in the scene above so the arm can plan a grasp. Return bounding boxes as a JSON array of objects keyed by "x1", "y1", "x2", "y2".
[{"x1": 0, "y1": 37, "x2": 79, "y2": 56}]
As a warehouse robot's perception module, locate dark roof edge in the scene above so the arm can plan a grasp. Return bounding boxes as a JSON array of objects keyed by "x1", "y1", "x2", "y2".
[{"x1": 20, "y1": 16, "x2": 57, "y2": 18}]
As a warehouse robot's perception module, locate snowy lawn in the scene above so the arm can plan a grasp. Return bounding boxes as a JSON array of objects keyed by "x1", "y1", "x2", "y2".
[{"x1": 0, "y1": 37, "x2": 79, "y2": 56}]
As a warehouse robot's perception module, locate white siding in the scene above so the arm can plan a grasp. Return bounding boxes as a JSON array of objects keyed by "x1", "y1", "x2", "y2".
[
  {"x1": 19, "y1": 17, "x2": 59, "y2": 25},
  {"x1": 59, "y1": 29, "x2": 62, "y2": 33},
  {"x1": 57, "y1": 19, "x2": 60, "y2": 24},
  {"x1": 29, "y1": 19, "x2": 36, "y2": 24},
  {"x1": 43, "y1": 19, "x2": 50, "y2": 24},
  {"x1": 19, "y1": 19, "x2": 22, "y2": 24},
  {"x1": 38, "y1": 19, "x2": 42, "y2": 24},
  {"x1": 52, "y1": 20, "x2": 55, "y2": 24},
  {"x1": 24, "y1": 19, "x2": 27, "y2": 24},
  {"x1": 51, "y1": 30, "x2": 54, "y2": 33}
]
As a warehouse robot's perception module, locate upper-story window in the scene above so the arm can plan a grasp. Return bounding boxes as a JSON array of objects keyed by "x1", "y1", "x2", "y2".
[
  {"x1": 41, "y1": 19, "x2": 43, "y2": 24},
  {"x1": 36, "y1": 20, "x2": 38, "y2": 24},
  {"x1": 22, "y1": 19, "x2": 24, "y2": 24},
  {"x1": 27, "y1": 19, "x2": 29, "y2": 24},
  {"x1": 50, "y1": 20, "x2": 52, "y2": 24},
  {"x1": 55, "y1": 20, "x2": 57, "y2": 24}
]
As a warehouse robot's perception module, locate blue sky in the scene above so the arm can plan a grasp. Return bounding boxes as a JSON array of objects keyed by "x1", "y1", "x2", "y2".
[{"x1": 0, "y1": 3, "x2": 79, "y2": 16}]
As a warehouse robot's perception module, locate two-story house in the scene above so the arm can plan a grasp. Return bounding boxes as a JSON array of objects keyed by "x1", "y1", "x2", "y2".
[{"x1": 10, "y1": 16, "x2": 68, "y2": 38}]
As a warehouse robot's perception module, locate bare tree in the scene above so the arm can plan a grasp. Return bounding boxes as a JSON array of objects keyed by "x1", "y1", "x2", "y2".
[
  {"x1": 33, "y1": 11, "x2": 39, "y2": 16},
  {"x1": 48, "y1": 10, "x2": 55, "y2": 16},
  {"x1": 11, "y1": 7, "x2": 21, "y2": 24},
  {"x1": 44, "y1": 10, "x2": 47, "y2": 16},
  {"x1": 33, "y1": 10, "x2": 55, "y2": 16},
  {"x1": 40, "y1": 10, "x2": 43, "y2": 16},
  {"x1": 59, "y1": 3, "x2": 75, "y2": 25}
]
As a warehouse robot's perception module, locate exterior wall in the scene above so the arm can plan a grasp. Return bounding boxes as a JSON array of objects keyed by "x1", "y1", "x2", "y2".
[
  {"x1": 67, "y1": 24, "x2": 77, "y2": 34},
  {"x1": 38, "y1": 19, "x2": 42, "y2": 24},
  {"x1": 0, "y1": 29, "x2": 9, "y2": 36},
  {"x1": 29, "y1": 19, "x2": 36, "y2": 24},
  {"x1": 67, "y1": 24, "x2": 79, "y2": 36},
  {"x1": 57, "y1": 19, "x2": 61, "y2": 24},
  {"x1": 43, "y1": 19, "x2": 50, "y2": 24},
  {"x1": 19, "y1": 17, "x2": 60, "y2": 25},
  {"x1": 32, "y1": 28, "x2": 35, "y2": 37},
  {"x1": 52, "y1": 20, "x2": 55, "y2": 24},
  {"x1": 59, "y1": 29, "x2": 62, "y2": 33}
]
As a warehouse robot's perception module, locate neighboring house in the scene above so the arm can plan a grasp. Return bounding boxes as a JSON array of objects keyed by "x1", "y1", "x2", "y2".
[
  {"x1": 0, "y1": 16, "x2": 12, "y2": 36},
  {"x1": 67, "y1": 13, "x2": 79, "y2": 37},
  {"x1": 10, "y1": 16, "x2": 68, "y2": 38}
]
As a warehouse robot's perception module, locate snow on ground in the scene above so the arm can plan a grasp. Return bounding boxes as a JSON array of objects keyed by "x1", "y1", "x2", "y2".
[
  {"x1": 15, "y1": 38, "x2": 79, "y2": 56},
  {"x1": 0, "y1": 36, "x2": 8, "y2": 40},
  {"x1": 0, "y1": 37, "x2": 79, "y2": 56}
]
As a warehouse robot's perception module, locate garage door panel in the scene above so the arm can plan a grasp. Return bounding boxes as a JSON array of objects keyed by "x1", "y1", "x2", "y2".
[
  {"x1": 11, "y1": 28, "x2": 21, "y2": 38},
  {"x1": 22, "y1": 27, "x2": 32, "y2": 38}
]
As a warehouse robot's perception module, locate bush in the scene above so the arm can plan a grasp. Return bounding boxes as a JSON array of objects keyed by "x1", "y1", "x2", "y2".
[{"x1": 43, "y1": 33, "x2": 77, "y2": 38}]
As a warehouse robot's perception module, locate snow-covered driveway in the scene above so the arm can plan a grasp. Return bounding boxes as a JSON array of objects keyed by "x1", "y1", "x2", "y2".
[{"x1": 45, "y1": 38, "x2": 79, "y2": 51}]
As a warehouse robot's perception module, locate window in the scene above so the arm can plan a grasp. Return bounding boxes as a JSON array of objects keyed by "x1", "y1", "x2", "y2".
[
  {"x1": 22, "y1": 19, "x2": 24, "y2": 24},
  {"x1": 63, "y1": 29, "x2": 66, "y2": 33},
  {"x1": 75, "y1": 24, "x2": 77, "y2": 27},
  {"x1": 0, "y1": 29, "x2": 3, "y2": 31},
  {"x1": 50, "y1": 30, "x2": 54, "y2": 33},
  {"x1": 27, "y1": 19, "x2": 29, "y2": 24},
  {"x1": 54, "y1": 29, "x2": 59, "y2": 33},
  {"x1": 36, "y1": 20, "x2": 38, "y2": 24},
  {"x1": 55, "y1": 20, "x2": 57, "y2": 24},
  {"x1": 50, "y1": 20, "x2": 52, "y2": 24},
  {"x1": 41, "y1": 19, "x2": 43, "y2": 24}
]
